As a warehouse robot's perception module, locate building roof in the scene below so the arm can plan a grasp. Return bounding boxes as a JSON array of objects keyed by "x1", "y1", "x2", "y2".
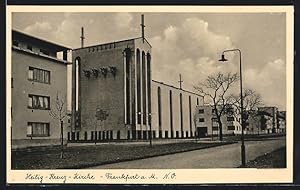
[
  {"x1": 277, "y1": 111, "x2": 286, "y2": 119},
  {"x1": 73, "y1": 37, "x2": 152, "y2": 51},
  {"x1": 257, "y1": 110, "x2": 273, "y2": 117},
  {"x1": 152, "y1": 79, "x2": 203, "y2": 97},
  {"x1": 12, "y1": 30, "x2": 71, "y2": 52},
  {"x1": 12, "y1": 46, "x2": 72, "y2": 65}
]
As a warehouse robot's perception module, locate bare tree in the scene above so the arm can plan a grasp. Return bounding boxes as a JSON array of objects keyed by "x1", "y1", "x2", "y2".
[
  {"x1": 194, "y1": 72, "x2": 239, "y2": 141},
  {"x1": 227, "y1": 88, "x2": 263, "y2": 134},
  {"x1": 48, "y1": 91, "x2": 67, "y2": 159}
]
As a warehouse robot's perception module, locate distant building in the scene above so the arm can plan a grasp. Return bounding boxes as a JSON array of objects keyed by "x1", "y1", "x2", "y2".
[
  {"x1": 245, "y1": 107, "x2": 286, "y2": 134},
  {"x1": 277, "y1": 111, "x2": 286, "y2": 133},
  {"x1": 245, "y1": 110, "x2": 273, "y2": 135},
  {"x1": 11, "y1": 30, "x2": 71, "y2": 148},
  {"x1": 194, "y1": 105, "x2": 241, "y2": 137}
]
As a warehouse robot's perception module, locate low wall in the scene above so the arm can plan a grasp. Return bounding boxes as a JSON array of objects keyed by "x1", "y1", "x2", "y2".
[{"x1": 11, "y1": 138, "x2": 67, "y2": 150}]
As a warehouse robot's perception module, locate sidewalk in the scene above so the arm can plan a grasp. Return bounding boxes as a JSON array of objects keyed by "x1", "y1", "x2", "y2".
[
  {"x1": 12, "y1": 140, "x2": 233, "y2": 169},
  {"x1": 90, "y1": 136, "x2": 286, "y2": 169}
]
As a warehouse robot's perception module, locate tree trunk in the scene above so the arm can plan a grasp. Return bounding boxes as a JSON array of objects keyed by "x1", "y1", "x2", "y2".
[
  {"x1": 218, "y1": 121, "x2": 223, "y2": 141},
  {"x1": 60, "y1": 120, "x2": 64, "y2": 159}
]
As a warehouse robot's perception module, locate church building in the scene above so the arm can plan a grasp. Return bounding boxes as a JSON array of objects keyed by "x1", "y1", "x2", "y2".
[{"x1": 71, "y1": 19, "x2": 203, "y2": 141}]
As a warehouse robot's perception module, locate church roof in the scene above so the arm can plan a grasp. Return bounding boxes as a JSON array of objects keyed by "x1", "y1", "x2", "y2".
[
  {"x1": 73, "y1": 37, "x2": 152, "y2": 51},
  {"x1": 152, "y1": 80, "x2": 203, "y2": 97}
]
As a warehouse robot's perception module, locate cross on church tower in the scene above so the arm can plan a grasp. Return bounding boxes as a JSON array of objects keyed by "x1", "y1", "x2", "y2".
[
  {"x1": 178, "y1": 74, "x2": 183, "y2": 89},
  {"x1": 141, "y1": 14, "x2": 145, "y2": 43},
  {"x1": 80, "y1": 27, "x2": 85, "y2": 48}
]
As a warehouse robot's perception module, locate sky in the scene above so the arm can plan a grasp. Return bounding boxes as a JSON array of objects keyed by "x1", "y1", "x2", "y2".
[{"x1": 12, "y1": 12, "x2": 287, "y2": 110}]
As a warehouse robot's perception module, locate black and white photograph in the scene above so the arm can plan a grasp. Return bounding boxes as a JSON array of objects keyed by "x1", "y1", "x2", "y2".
[{"x1": 6, "y1": 6, "x2": 293, "y2": 184}]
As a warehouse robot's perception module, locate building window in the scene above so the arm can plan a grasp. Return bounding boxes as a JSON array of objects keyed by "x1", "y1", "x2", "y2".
[
  {"x1": 27, "y1": 45, "x2": 33, "y2": 51},
  {"x1": 75, "y1": 57, "x2": 81, "y2": 112},
  {"x1": 40, "y1": 49, "x2": 49, "y2": 56},
  {"x1": 197, "y1": 98, "x2": 199, "y2": 105},
  {"x1": 227, "y1": 117, "x2": 235, "y2": 121},
  {"x1": 198, "y1": 109, "x2": 204, "y2": 114},
  {"x1": 228, "y1": 126, "x2": 235, "y2": 130},
  {"x1": 91, "y1": 131, "x2": 94, "y2": 140},
  {"x1": 27, "y1": 122, "x2": 50, "y2": 137},
  {"x1": 226, "y1": 107, "x2": 234, "y2": 114},
  {"x1": 28, "y1": 67, "x2": 50, "y2": 84},
  {"x1": 157, "y1": 87, "x2": 162, "y2": 128},
  {"x1": 212, "y1": 127, "x2": 218, "y2": 131},
  {"x1": 169, "y1": 90, "x2": 173, "y2": 137},
  {"x1": 142, "y1": 51, "x2": 146, "y2": 125},
  {"x1": 84, "y1": 131, "x2": 88, "y2": 140},
  {"x1": 13, "y1": 40, "x2": 19, "y2": 47},
  {"x1": 125, "y1": 48, "x2": 131, "y2": 124},
  {"x1": 179, "y1": 93, "x2": 183, "y2": 134},
  {"x1": 212, "y1": 117, "x2": 218, "y2": 122},
  {"x1": 136, "y1": 49, "x2": 141, "y2": 124},
  {"x1": 28, "y1": 94, "x2": 50, "y2": 110},
  {"x1": 199, "y1": 118, "x2": 205, "y2": 122},
  {"x1": 147, "y1": 53, "x2": 152, "y2": 125}
]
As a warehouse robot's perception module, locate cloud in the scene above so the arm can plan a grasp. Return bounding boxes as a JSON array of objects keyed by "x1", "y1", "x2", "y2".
[
  {"x1": 114, "y1": 13, "x2": 133, "y2": 28},
  {"x1": 17, "y1": 13, "x2": 286, "y2": 110},
  {"x1": 244, "y1": 59, "x2": 286, "y2": 110},
  {"x1": 24, "y1": 22, "x2": 52, "y2": 34},
  {"x1": 150, "y1": 17, "x2": 236, "y2": 93}
]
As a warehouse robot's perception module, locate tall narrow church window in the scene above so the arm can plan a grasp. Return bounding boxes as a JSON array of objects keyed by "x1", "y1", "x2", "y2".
[
  {"x1": 142, "y1": 51, "x2": 146, "y2": 125},
  {"x1": 147, "y1": 53, "x2": 151, "y2": 125},
  {"x1": 125, "y1": 48, "x2": 131, "y2": 124},
  {"x1": 197, "y1": 97, "x2": 199, "y2": 106},
  {"x1": 157, "y1": 87, "x2": 162, "y2": 129},
  {"x1": 169, "y1": 90, "x2": 173, "y2": 138},
  {"x1": 180, "y1": 93, "x2": 183, "y2": 135},
  {"x1": 136, "y1": 49, "x2": 141, "y2": 124},
  {"x1": 75, "y1": 57, "x2": 81, "y2": 112}
]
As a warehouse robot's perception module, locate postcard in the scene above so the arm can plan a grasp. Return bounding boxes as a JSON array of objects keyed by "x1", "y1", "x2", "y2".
[{"x1": 6, "y1": 5, "x2": 294, "y2": 184}]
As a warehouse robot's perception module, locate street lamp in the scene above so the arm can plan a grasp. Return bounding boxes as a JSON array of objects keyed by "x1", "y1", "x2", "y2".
[{"x1": 219, "y1": 48, "x2": 246, "y2": 167}]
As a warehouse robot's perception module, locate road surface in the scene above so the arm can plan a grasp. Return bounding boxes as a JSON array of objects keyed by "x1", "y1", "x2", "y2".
[{"x1": 90, "y1": 137, "x2": 286, "y2": 169}]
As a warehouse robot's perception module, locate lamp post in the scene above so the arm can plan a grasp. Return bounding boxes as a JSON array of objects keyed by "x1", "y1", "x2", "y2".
[
  {"x1": 219, "y1": 48, "x2": 246, "y2": 167},
  {"x1": 211, "y1": 117, "x2": 214, "y2": 141}
]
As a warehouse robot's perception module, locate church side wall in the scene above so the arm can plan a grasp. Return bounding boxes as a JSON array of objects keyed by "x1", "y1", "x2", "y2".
[{"x1": 151, "y1": 81, "x2": 204, "y2": 139}]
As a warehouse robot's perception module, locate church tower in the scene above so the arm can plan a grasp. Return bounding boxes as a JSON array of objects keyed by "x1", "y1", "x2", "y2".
[{"x1": 71, "y1": 23, "x2": 152, "y2": 141}]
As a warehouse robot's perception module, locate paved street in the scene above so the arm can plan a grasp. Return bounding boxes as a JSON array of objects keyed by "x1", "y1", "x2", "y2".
[{"x1": 90, "y1": 137, "x2": 286, "y2": 169}]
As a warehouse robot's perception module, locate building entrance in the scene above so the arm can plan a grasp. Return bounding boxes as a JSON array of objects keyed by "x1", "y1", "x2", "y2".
[{"x1": 197, "y1": 127, "x2": 207, "y2": 138}]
